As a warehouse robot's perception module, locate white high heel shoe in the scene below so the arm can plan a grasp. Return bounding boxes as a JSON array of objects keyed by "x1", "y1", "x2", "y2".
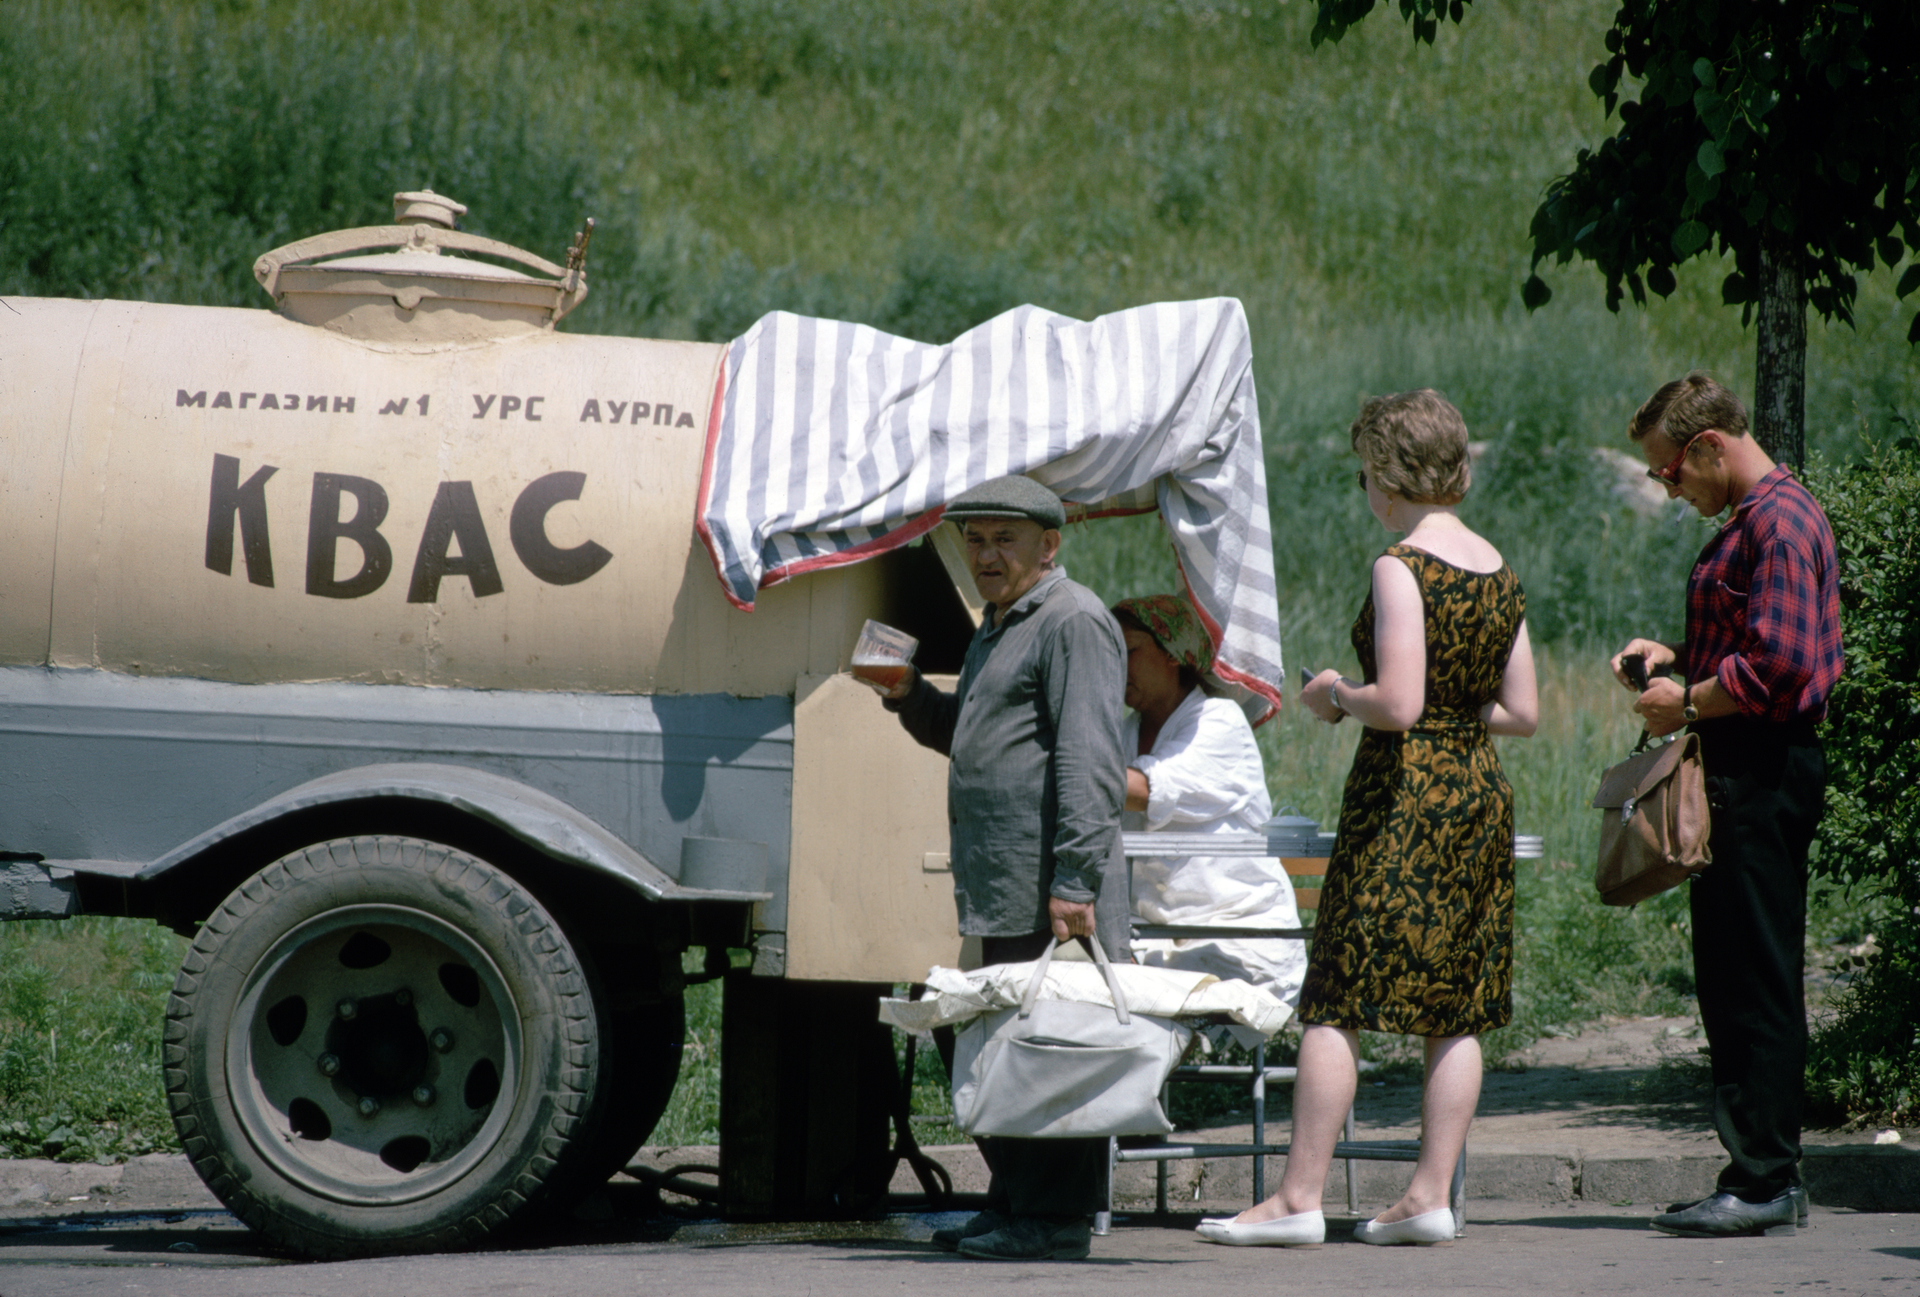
[
  {"x1": 1352, "y1": 1206, "x2": 1456, "y2": 1245},
  {"x1": 1194, "y1": 1210, "x2": 1325, "y2": 1247}
]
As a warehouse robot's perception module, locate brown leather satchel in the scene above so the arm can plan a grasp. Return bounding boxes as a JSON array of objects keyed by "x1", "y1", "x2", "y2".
[{"x1": 1592, "y1": 730, "x2": 1712, "y2": 906}]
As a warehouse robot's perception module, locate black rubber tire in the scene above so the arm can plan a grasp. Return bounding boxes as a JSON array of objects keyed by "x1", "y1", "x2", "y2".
[
  {"x1": 582, "y1": 992, "x2": 685, "y2": 1184},
  {"x1": 163, "y1": 836, "x2": 601, "y2": 1258}
]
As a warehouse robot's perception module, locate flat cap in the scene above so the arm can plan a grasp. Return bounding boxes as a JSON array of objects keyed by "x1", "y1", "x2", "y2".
[{"x1": 944, "y1": 475, "x2": 1065, "y2": 530}]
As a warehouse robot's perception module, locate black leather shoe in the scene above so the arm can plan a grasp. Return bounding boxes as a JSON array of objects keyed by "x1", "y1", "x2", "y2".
[
  {"x1": 931, "y1": 1210, "x2": 1007, "y2": 1253},
  {"x1": 956, "y1": 1215, "x2": 1093, "y2": 1260},
  {"x1": 1665, "y1": 1185, "x2": 1808, "y2": 1227},
  {"x1": 1652, "y1": 1190, "x2": 1798, "y2": 1237}
]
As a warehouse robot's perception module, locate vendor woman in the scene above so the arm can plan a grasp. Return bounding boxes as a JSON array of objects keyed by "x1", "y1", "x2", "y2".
[{"x1": 1112, "y1": 594, "x2": 1305, "y2": 1008}]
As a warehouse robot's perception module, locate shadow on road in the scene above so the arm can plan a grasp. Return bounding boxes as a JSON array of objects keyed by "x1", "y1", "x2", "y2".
[
  {"x1": 1358, "y1": 1062, "x2": 1713, "y2": 1133},
  {"x1": 1475, "y1": 1214, "x2": 1661, "y2": 1232},
  {"x1": 0, "y1": 1211, "x2": 275, "y2": 1264}
]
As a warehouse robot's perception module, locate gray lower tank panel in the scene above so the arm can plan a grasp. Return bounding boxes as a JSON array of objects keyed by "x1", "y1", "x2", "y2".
[{"x1": 0, "y1": 666, "x2": 795, "y2": 928}]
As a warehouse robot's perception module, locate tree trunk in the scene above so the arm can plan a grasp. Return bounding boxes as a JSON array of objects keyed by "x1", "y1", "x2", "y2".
[{"x1": 1752, "y1": 239, "x2": 1807, "y2": 470}]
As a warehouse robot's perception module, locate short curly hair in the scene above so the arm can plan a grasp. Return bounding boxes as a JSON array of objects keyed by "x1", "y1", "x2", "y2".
[
  {"x1": 1627, "y1": 372, "x2": 1749, "y2": 449},
  {"x1": 1349, "y1": 389, "x2": 1471, "y2": 506}
]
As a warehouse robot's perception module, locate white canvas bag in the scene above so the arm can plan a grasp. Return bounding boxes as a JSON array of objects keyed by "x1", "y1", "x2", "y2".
[{"x1": 950, "y1": 938, "x2": 1192, "y2": 1138}]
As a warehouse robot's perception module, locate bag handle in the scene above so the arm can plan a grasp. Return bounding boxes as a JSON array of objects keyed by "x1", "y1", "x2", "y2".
[
  {"x1": 1018, "y1": 937, "x2": 1132, "y2": 1025},
  {"x1": 1622, "y1": 653, "x2": 1656, "y2": 756}
]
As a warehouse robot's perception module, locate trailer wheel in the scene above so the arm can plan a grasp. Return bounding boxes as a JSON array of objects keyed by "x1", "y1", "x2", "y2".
[
  {"x1": 163, "y1": 836, "x2": 600, "y2": 1258},
  {"x1": 582, "y1": 992, "x2": 684, "y2": 1184}
]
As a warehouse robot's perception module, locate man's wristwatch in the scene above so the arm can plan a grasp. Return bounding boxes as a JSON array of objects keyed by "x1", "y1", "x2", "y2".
[{"x1": 1682, "y1": 681, "x2": 1699, "y2": 724}]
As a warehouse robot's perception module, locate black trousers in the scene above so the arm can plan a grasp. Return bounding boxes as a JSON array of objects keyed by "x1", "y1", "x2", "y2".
[
  {"x1": 970, "y1": 931, "x2": 1112, "y2": 1220},
  {"x1": 1689, "y1": 716, "x2": 1825, "y2": 1201}
]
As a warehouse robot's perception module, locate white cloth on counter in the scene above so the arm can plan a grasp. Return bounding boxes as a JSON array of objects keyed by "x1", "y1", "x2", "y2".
[
  {"x1": 1128, "y1": 690, "x2": 1307, "y2": 1013},
  {"x1": 878, "y1": 959, "x2": 1291, "y2": 1048}
]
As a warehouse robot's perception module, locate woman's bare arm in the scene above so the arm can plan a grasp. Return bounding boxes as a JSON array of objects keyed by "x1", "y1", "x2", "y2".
[
  {"x1": 1482, "y1": 618, "x2": 1538, "y2": 737},
  {"x1": 1302, "y1": 555, "x2": 1426, "y2": 731}
]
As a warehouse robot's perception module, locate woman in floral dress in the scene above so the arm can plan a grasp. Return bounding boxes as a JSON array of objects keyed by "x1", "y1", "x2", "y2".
[{"x1": 1197, "y1": 389, "x2": 1537, "y2": 1249}]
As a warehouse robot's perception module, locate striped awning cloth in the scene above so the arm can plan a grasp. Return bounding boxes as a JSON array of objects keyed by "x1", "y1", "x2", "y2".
[{"x1": 695, "y1": 297, "x2": 1284, "y2": 722}]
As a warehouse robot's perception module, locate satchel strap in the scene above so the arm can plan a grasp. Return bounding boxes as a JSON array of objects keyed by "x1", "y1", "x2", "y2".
[{"x1": 1018, "y1": 937, "x2": 1133, "y2": 1025}]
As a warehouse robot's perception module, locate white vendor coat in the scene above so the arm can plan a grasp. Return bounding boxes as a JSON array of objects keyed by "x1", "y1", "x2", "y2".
[{"x1": 1127, "y1": 690, "x2": 1307, "y2": 1010}]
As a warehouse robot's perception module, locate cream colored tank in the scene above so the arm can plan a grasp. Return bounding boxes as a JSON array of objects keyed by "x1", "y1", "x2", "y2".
[
  {"x1": 2, "y1": 193, "x2": 971, "y2": 986},
  {"x1": 1, "y1": 193, "x2": 881, "y2": 697}
]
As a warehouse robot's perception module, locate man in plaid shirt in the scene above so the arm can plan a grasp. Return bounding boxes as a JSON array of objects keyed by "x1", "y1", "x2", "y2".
[{"x1": 1610, "y1": 373, "x2": 1841, "y2": 1240}]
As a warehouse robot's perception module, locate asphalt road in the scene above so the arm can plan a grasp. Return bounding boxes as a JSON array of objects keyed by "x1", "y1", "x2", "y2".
[{"x1": 0, "y1": 1193, "x2": 1914, "y2": 1297}]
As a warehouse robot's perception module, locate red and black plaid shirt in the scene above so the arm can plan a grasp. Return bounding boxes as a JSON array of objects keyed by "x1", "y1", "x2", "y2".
[{"x1": 1682, "y1": 465, "x2": 1842, "y2": 724}]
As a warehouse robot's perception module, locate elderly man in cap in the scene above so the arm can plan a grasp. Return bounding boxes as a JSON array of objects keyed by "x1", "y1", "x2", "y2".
[{"x1": 865, "y1": 474, "x2": 1128, "y2": 1261}]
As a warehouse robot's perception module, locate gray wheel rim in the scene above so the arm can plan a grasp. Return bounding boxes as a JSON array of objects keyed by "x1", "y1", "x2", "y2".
[{"x1": 226, "y1": 904, "x2": 524, "y2": 1206}]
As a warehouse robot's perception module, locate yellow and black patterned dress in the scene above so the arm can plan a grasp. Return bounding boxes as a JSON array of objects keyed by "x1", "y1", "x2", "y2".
[{"x1": 1297, "y1": 544, "x2": 1526, "y2": 1038}]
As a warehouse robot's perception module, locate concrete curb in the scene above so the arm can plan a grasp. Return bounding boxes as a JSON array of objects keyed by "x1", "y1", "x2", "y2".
[
  {"x1": 1117, "y1": 1143, "x2": 1920, "y2": 1213},
  {"x1": 7, "y1": 1144, "x2": 1915, "y2": 1219},
  {"x1": 855, "y1": 1142, "x2": 1920, "y2": 1215},
  {"x1": 1802, "y1": 1145, "x2": 1920, "y2": 1212}
]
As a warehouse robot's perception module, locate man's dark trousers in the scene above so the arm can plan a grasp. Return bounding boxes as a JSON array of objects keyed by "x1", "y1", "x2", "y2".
[
  {"x1": 972, "y1": 931, "x2": 1114, "y2": 1219},
  {"x1": 1689, "y1": 715, "x2": 1825, "y2": 1202}
]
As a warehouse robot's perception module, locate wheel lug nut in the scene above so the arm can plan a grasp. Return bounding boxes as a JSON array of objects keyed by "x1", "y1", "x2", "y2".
[
  {"x1": 337, "y1": 999, "x2": 358, "y2": 1021},
  {"x1": 394, "y1": 988, "x2": 412, "y2": 1007},
  {"x1": 430, "y1": 1029, "x2": 454, "y2": 1053},
  {"x1": 317, "y1": 1053, "x2": 341, "y2": 1078},
  {"x1": 412, "y1": 1085, "x2": 436, "y2": 1107},
  {"x1": 358, "y1": 1096, "x2": 381, "y2": 1117}
]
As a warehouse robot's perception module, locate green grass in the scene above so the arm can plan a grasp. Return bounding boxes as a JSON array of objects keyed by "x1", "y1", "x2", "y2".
[
  {"x1": 3, "y1": 0, "x2": 1913, "y2": 1151},
  {"x1": 648, "y1": 956, "x2": 729, "y2": 1149},
  {"x1": 0, "y1": 919, "x2": 186, "y2": 1162}
]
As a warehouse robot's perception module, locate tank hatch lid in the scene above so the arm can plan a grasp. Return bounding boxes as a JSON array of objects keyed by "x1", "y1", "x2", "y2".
[
  {"x1": 308, "y1": 248, "x2": 552, "y2": 284},
  {"x1": 253, "y1": 189, "x2": 595, "y2": 343}
]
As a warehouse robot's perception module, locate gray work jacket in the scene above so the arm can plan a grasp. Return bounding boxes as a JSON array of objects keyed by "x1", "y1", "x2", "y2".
[{"x1": 888, "y1": 566, "x2": 1129, "y2": 944}]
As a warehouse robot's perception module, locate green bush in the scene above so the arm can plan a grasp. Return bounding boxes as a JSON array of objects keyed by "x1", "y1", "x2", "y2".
[{"x1": 1804, "y1": 436, "x2": 1920, "y2": 1125}]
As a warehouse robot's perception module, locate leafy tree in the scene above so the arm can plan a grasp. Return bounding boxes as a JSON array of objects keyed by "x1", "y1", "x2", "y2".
[
  {"x1": 1308, "y1": 0, "x2": 1468, "y2": 48},
  {"x1": 1313, "y1": 0, "x2": 1920, "y2": 469}
]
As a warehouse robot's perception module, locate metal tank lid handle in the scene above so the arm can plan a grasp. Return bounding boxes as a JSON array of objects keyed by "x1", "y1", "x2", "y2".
[{"x1": 251, "y1": 189, "x2": 591, "y2": 334}]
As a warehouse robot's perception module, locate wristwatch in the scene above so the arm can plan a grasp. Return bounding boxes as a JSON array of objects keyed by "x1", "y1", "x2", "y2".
[
  {"x1": 1329, "y1": 678, "x2": 1347, "y2": 716},
  {"x1": 1682, "y1": 681, "x2": 1699, "y2": 724}
]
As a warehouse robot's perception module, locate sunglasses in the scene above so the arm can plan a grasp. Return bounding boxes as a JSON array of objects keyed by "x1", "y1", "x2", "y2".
[{"x1": 1646, "y1": 429, "x2": 1710, "y2": 485}]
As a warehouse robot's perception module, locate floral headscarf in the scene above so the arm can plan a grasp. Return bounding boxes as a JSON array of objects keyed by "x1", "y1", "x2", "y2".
[{"x1": 1111, "y1": 594, "x2": 1215, "y2": 677}]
